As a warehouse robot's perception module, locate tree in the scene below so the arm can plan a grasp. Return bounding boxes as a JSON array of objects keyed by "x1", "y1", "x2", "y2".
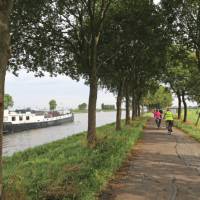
[
  {"x1": 101, "y1": 103, "x2": 115, "y2": 110},
  {"x1": 0, "y1": 2, "x2": 117, "y2": 197},
  {"x1": 49, "y1": 99, "x2": 57, "y2": 111},
  {"x1": 160, "y1": 1, "x2": 200, "y2": 121},
  {"x1": 99, "y1": 0, "x2": 169, "y2": 128},
  {"x1": 162, "y1": 45, "x2": 197, "y2": 122},
  {"x1": 143, "y1": 86, "x2": 173, "y2": 109},
  {"x1": 196, "y1": 111, "x2": 200, "y2": 126},
  {"x1": 180, "y1": 0, "x2": 200, "y2": 70},
  {"x1": 161, "y1": 0, "x2": 200, "y2": 70},
  {"x1": 188, "y1": 70, "x2": 200, "y2": 104},
  {"x1": 186, "y1": 54, "x2": 200, "y2": 105},
  {"x1": 4, "y1": 94, "x2": 13, "y2": 109},
  {"x1": 0, "y1": 0, "x2": 13, "y2": 198},
  {"x1": 10, "y1": 0, "x2": 115, "y2": 147},
  {"x1": 123, "y1": 0, "x2": 169, "y2": 119},
  {"x1": 78, "y1": 103, "x2": 87, "y2": 110}
]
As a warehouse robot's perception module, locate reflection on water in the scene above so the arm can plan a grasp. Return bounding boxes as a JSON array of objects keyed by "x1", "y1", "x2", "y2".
[{"x1": 3, "y1": 111, "x2": 125, "y2": 156}]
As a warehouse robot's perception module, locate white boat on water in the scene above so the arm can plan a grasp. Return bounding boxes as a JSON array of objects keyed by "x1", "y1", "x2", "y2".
[{"x1": 3, "y1": 109, "x2": 74, "y2": 133}]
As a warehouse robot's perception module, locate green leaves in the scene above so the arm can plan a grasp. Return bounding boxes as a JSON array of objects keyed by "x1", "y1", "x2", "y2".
[
  {"x1": 99, "y1": 0, "x2": 169, "y2": 105},
  {"x1": 4, "y1": 94, "x2": 14, "y2": 109},
  {"x1": 143, "y1": 86, "x2": 173, "y2": 108},
  {"x1": 49, "y1": 99, "x2": 57, "y2": 111},
  {"x1": 161, "y1": 0, "x2": 200, "y2": 70}
]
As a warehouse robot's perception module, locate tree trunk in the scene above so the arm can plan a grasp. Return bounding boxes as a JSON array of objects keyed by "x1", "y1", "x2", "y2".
[
  {"x1": 132, "y1": 91, "x2": 136, "y2": 120},
  {"x1": 136, "y1": 94, "x2": 141, "y2": 117},
  {"x1": 0, "y1": 1, "x2": 12, "y2": 198},
  {"x1": 116, "y1": 81, "x2": 123, "y2": 131},
  {"x1": 196, "y1": 5, "x2": 200, "y2": 71},
  {"x1": 196, "y1": 49, "x2": 200, "y2": 71},
  {"x1": 196, "y1": 113, "x2": 200, "y2": 126},
  {"x1": 87, "y1": 77, "x2": 97, "y2": 146},
  {"x1": 182, "y1": 91, "x2": 187, "y2": 123},
  {"x1": 87, "y1": 37, "x2": 98, "y2": 146},
  {"x1": 137, "y1": 102, "x2": 141, "y2": 117},
  {"x1": 133, "y1": 91, "x2": 138, "y2": 118},
  {"x1": 87, "y1": 0, "x2": 110, "y2": 146},
  {"x1": 177, "y1": 90, "x2": 182, "y2": 120},
  {"x1": 134, "y1": 96, "x2": 138, "y2": 117},
  {"x1": 141, "y1": 105, "x2": 144, "y2": 114},
  {"x1": 0, "y1": 69, "x2": 5, "y2": 198},
  {"x1": 125, "y1": 86, "x2": 130, "y2": 125}
]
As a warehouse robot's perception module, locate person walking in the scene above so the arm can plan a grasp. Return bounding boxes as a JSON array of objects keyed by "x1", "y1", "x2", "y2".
[
  {"x1": 164, "y1": 108, "x2": 174, "y2": 134},
  {"x1": 154, "y1": 109, "x2": 162, "y2": 128}
]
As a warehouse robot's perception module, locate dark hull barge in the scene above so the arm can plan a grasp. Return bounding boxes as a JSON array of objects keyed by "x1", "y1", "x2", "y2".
[{"x1": 3, "y1": 110, "x2": 74, "y2": 134}]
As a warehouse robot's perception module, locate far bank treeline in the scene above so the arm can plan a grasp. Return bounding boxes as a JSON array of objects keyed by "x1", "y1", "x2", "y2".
[{"x1": 0, "y1": 0, "x2": 200, "y2": 198}]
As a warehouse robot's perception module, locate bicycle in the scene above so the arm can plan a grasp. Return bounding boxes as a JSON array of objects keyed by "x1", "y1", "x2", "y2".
[{"x1": 166, "y1": 120, "x2": 173, "y2": 135}]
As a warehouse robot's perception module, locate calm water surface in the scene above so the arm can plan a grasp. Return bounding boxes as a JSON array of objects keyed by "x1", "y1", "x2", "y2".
[{"x1": 3, "y1": 111, "x2": 125, "y2": 156}]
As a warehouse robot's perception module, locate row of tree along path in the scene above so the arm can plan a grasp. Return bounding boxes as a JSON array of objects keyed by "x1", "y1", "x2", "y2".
[{"x1": 0, "y1": 0, "x2": 200, "y2": 199}]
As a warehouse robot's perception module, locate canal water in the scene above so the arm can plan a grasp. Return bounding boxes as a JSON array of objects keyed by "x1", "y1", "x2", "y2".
[{"x1": 3, "y1": 111, "x2": 125, "y2": 156}]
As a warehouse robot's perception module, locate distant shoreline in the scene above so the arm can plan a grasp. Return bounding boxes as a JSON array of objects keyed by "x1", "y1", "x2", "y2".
[{"x1": 71, "y1": 109, "x2": 117, "y2": 113}]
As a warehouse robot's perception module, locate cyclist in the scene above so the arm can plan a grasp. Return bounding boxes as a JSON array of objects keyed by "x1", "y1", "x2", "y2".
[{"x1": 164, "y1": 108, "x2": 174, "y2": 134}]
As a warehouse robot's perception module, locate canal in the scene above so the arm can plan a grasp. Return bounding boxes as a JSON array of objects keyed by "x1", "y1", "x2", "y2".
[{"x1": 3, "y1": 111, "x2": 125, "y2": 156}]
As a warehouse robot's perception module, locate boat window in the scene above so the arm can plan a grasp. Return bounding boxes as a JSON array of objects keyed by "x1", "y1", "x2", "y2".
[
  {"x1": 19, "y1": 116, "x2": 23, "y2": 121},
  {"x1": 12, "y1": 117, "x2": 16, "y2": 121},
  {"x1": 26, "y1": 116, "x2": 30, "y2": 120}
]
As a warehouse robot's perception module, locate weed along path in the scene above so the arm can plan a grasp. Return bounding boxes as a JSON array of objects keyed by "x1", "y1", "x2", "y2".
[{"x1": 99, "y1": 118, "x2": 200, "y2": 200}]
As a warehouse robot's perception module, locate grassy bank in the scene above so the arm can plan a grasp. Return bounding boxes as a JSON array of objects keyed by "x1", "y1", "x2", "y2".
[
  {"x1": 4, "y1": 117, "x2": 148, "y2": 200},
  {"x1": 175, "y1": 119, "x2": 200, "y2": 142},
  {"x1": 183, "y1": 109, "x2": 200, "y2": 127},
  {"x1": 174, "y1": 109, "x2": 200, "y2": 142}
]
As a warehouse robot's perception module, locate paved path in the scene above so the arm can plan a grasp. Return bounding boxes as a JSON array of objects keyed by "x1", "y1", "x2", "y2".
[{"x1": 99, "y1": 119, "x2": 200, "y2": 200}]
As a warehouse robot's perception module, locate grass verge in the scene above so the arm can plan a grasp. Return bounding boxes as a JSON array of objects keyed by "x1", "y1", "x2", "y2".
[
  {"x1": 175, "y1": 119, "x2": 200, "y2": 142},
  {"x1": 4, "y1": 117, "x2": 148, "y2": 200}
]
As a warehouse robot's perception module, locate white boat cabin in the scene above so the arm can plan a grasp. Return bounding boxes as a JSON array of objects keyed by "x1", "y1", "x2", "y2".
[{"x1": 4, "y1": 110, "x2": 72, "y2": 124}]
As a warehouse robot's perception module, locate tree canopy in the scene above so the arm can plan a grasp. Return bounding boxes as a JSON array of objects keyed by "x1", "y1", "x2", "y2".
[
  {"x1": 78, "y1": 103, "x2": 87, "y2": 110},
  {"x1": 49, "y1": 99, "x2": 57, "y2": 111},
  {"x1": 143, "y1": 86, "x2": 173, "y2": 109},
  {"x1": 4, "y1": 94, "x2": 14, "y2": 109}
]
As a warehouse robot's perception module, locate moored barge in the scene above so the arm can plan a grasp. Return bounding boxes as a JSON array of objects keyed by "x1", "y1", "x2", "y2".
[{"x1": 3, "y1": 109, "x2": 74, "y2": 133}]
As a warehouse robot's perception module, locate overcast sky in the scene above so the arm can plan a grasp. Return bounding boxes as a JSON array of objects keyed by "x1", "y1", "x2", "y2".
[
  {"x1": 154, "y1": 0, "x2": 160, "y2": 4},
  {"x1": 5, "y1": 71, "x2": 116, "y2": 109},
  {"x1": 5, "y1": 70, "x2": 197, "y2": 110}
]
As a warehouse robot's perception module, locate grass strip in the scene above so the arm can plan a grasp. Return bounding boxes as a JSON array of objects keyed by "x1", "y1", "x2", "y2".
[
  {"x1": 175, "y1": 119, "x2": 200, "y2": 142},
  {"x1": 3, "y1": 117, "x2": 148, "y2": 200}
]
